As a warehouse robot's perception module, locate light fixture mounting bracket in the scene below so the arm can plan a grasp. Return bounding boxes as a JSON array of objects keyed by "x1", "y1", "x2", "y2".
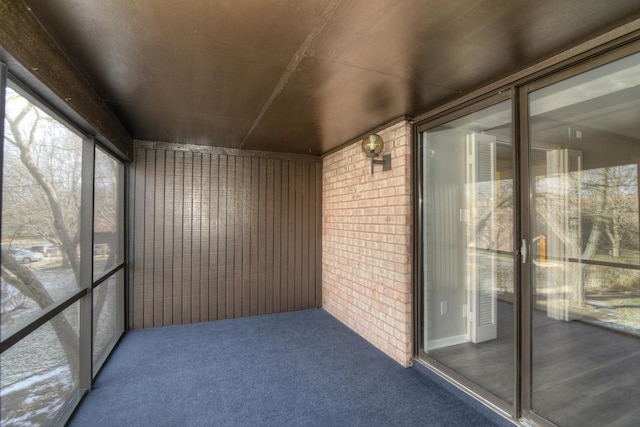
[{"x1": 371, "y1": 154, "x2": 391, "y2": 174}]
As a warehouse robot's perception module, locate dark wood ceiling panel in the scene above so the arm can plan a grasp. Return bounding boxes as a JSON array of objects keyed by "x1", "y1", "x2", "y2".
[
  {"x1": 21, "y1": 0, "x2": 333, "y2": 149},
  {"x1": 306, "y1": 0, "x2": 640, "y2": 108},
  {"x1": 19, "y1": 0, "x2": 640, "y2": 155},
  {"x1": 241, "y1": 56, "x2": 457, "y2": 153},
  {"x1": 305, "y1": 0, "x2": 499, "y2": 83},
  {"x1": 109, "y1": 100, "x2": 255, "y2": 147},
  {"x1": 105, "y1": 44, "x2": 293, "y2": 146}
]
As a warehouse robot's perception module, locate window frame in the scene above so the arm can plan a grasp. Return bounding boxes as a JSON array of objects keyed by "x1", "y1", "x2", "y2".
[{"x1": 91, "y1": 145, "x2": 126, "y2": 377}]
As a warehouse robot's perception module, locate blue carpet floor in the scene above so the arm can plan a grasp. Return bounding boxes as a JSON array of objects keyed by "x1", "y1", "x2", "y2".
[{"x1": 70, "y1": 309, "x2": 512, "y2": 426}]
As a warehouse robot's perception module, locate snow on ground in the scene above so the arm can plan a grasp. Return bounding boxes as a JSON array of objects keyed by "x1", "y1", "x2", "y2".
[
  {"x1": 1, "y1": 366, "x2": 74, "y2": 426},
  {"x1": 1, "y1": 258, "x2": 113, "y2": 426}
]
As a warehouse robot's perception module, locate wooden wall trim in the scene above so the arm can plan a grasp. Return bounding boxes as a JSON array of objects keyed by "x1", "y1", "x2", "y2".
[
  {"x1": 135, "y1": 140, "x2": 322, "y2": 162},
  {"x1": 0, "y1": 0, "x2": 133, "y2": 160}
]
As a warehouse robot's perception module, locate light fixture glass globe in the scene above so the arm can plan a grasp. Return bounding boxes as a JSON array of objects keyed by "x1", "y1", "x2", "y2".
[{"x1": 361, "y1": 134, "x2": 384, "y2": 157}]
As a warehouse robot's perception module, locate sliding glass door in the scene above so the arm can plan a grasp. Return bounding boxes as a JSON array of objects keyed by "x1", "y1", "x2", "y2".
[
  {"x1": 525, "y1": 50, "x2": 640, "y2": 426},
  {"x1": 419, "y1": 95, "x2": 516, "y2": 410},
  {"x1": 418, "y1": 47, "x2": 640, "y2": 426}
]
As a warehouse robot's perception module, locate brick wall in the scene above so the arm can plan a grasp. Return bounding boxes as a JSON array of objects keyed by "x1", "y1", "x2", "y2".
[{"x1": 322, "y1": 121, "x2": 413, "y2": 367}]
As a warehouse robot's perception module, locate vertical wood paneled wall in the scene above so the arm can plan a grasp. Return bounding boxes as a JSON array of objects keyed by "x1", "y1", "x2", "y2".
[{"x1": 128, "y1": 141, "x2": 322, "y2": 329}]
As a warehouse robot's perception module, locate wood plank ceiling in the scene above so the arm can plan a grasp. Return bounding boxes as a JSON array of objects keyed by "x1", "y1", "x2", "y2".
[{"x1": 20, "y1": 0, "x2": 640, "y2": 155}]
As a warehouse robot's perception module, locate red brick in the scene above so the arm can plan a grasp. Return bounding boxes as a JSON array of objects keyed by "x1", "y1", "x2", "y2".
[{"x1": 323, "y1": 120, "x2": 413, "y2": 367}]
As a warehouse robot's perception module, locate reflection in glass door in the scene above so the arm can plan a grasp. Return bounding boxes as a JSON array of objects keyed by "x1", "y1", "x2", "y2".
[
  {"x1": 421, "y1": 99, "x2": 515, "y2": 406},
  {"x1": 527, "y1": 51, "x2": 640, "y2": 426}
]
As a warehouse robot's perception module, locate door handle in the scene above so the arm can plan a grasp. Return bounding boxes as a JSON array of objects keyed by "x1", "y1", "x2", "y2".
[{"x1": 521, "y1": 239, "x2": 528, "y2": 264}]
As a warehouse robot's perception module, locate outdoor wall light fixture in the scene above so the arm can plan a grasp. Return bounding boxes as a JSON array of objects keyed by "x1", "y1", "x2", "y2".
[{"x1": 361, "y1": 133, "x2": 391, "y2": 174}]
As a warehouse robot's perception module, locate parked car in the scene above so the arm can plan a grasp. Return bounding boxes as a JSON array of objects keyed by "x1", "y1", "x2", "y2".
[
  {"x1": 8, "y1": 248, "x2": 45, "y2": 264},
  {"x1": 93, "y1": 243, "x2": 110, "y2": 255},
  {"x1": 30, "y1": 244, "x2": 61, "y2": 258}
]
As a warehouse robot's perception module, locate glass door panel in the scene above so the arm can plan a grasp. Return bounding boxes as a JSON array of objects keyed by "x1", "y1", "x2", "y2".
[
  {"x1": 422, "y1": 99, "x2": 515, "y2": 404},
  {"x1": 528, "y1": 51, "x2": 640, "y2": 426}
]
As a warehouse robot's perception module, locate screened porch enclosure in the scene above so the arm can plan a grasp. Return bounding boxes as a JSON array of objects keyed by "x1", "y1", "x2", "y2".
[{"x1": 1, "y1": 83, "x2": 126, "y2": 426}]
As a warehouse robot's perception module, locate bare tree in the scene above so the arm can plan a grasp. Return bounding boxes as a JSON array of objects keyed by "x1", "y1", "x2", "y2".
[
  {"x1": 601, "y1": 165, "x2": 638, "y2": 258},
  {"x1": 2, "y1": 89, "x2": 84, "y2": 381},
  {"x1": 1, "y1": 252, "x2": 79, "y2": 373},
  {"x1": 536, "y1": 165, "x2": 635, "y2": 312}
]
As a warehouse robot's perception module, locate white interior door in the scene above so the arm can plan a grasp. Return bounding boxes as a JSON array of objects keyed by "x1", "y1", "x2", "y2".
[{"x1": 465, "y1": 133, "x2": 498, "y2": 343}]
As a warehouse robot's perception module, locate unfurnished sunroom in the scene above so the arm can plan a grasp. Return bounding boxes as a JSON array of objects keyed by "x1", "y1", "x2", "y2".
[{"x1": 2, "y1": 1, "x2": 640, "y2": 426}]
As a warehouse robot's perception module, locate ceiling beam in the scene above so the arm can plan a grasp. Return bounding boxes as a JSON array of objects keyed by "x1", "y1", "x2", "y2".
[{"x1": 0, "y1": 0, "x2": 132, "y2": 159}]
